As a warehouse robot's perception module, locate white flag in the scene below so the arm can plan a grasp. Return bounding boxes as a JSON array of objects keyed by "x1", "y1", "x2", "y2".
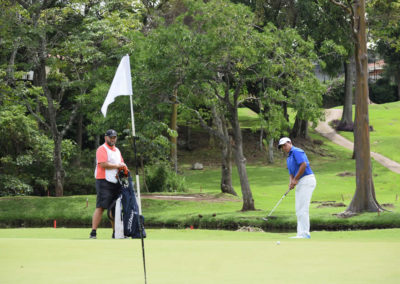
[{"x1": 101, "y1": 54, "x2": 133, "y2": 117}]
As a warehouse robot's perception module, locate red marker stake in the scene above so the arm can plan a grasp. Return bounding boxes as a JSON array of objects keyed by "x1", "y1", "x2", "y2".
[{"x1": 54, "y1": 220, "x2": 57, "y2": 228}]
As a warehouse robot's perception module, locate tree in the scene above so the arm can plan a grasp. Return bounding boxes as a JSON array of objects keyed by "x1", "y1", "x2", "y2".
[
  {"x1": 238, "y1": 0, "x2": 348, "y2": 137},
  {"x1": 185, "y1": 98, "x2": 237, "y2": 196},
  {"x1": 131, "y1": 0, "x2": 323, "y2": 210},
  {"x1": 295, "y1": 0, "x2": 355, "y2": 131},
  {"x1": 3, "y1": 0, "x2": 142, "y2": 196},
  {"x1": 369, "y1": 0, "x2": 400, "y2": 101},
  {"x1": 330, "y1": 0, "x2": 383, "y2": 213},
  {"x1": 183, "y1": 0, "x2": 323, "y2": 210}
]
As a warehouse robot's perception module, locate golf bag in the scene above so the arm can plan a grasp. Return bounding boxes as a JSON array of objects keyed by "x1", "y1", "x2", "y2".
[{"x1": 114, "y1": 169, "x2": 146, "y2": 239}]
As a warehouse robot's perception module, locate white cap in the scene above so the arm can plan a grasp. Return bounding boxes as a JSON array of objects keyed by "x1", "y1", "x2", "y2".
[{"x1": 278, "y1": 137, "x2": 291, "y2": 148}]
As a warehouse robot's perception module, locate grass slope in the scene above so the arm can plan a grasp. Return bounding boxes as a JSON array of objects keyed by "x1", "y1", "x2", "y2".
[
  {"x1": 1, "y1": 228, "x2": 400, "y2": 284},
  {"x1": 337, "y1": 101, "x2": 400, "y2": 163}
]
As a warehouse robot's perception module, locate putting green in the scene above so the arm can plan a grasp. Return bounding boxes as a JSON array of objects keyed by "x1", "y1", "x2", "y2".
[{"x1": 1, "y1": 228, "x2": 399, "y2": 284}]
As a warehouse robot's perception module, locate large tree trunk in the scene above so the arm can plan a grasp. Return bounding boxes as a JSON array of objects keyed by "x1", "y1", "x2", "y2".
[
  {"x1": 211, "y1": 106, "x2": 237, "y2": 196},
  {"x1": 267, "y1": 138, "x2": 274, "y2": 164},
  {"x1": 220, "y1": 140, "x2": 236, "y2": 195},
  {"x1": 290, "y1": 115, "x2": 308, "y2": 139},
  {"x1": 338, "y1": 55, "x2": 355, "y2": 131},
  {"x1": 37, "y1": 57, "x2": 65, "y2": 197},
  {"x1": 345, "y1": 0, "x2": 383, "y2": 213},
  {"x1": 53, "y1": 134, "x2": 64, "y2": 197},
  {"x1": 193, "y1": 105, "x2": 237, "y2": 196},
  {"x1": 170, "y1": 88, "x2": 178, "y2": 173},
  {"x1": 230, "y1": 108, "x2": 255, "y2": 211}
]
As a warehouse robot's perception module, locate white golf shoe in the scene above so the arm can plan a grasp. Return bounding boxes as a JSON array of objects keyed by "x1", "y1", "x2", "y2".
[{"x1": 289, "y1": 234, "x2": 311, "y2": 239}]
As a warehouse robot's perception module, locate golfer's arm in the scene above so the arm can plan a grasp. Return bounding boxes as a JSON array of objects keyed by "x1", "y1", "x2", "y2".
[
  {"x1": 99, "y1": 161, "x2": 124, "y2": 170},
  {"x1": 294, "y1": 162, "x2": 307, "y2": 181}
]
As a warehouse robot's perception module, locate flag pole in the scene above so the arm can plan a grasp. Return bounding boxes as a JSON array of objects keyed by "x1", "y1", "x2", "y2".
[
  {"x1": 102, "y1": 54, "x2": 147, "y2": 283},
  {"x1": 128, "y1": 76, "x2": 147, "y2": 284},
  {"x1": 129, "y1": 94, "x2": 142, "y2": 214}
]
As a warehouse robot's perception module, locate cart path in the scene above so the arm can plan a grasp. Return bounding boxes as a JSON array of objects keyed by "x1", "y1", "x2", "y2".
[{"x1": 315, "y1": 109, "x2": 400, "y2": 174}]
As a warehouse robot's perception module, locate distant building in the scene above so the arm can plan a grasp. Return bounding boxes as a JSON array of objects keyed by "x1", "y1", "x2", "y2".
[{"x1": 368, "y1": 59, "x2": 385, "y2": 81}]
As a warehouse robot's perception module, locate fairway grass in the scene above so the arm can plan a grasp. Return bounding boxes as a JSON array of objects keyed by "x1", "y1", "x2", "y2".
[{"x1": 1, "y1": 228, "x2": 400, "y2": 284}]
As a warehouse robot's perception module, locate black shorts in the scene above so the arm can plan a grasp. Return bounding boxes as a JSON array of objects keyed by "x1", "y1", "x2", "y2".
[{"x1": 95, "y1": 179, "x2": 120, "y2": 209}]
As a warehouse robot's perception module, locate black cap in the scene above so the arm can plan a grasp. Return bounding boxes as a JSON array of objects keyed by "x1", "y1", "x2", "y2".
[{"x1": 105, "y1": 129, "x2": 117, "y2": 137}]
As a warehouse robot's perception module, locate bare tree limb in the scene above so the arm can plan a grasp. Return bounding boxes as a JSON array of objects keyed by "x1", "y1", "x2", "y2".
[
  {"x1": 60, "y1": 103, "x2": 80, "y2": 138},
  {"x1": 22, "y1": 96, "x2": 51, "y2": 130},
  {"x1": 182, "y1": 105, "x2": 229, "y2": 144},
  {"x1": 329, "y1": 0, "x2": 352, "y2": 13}
]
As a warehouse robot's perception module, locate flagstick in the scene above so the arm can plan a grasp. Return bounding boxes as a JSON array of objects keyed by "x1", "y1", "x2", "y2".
[
  {"x1": 129, "y1": 95, "x2": 147, "y2": 284},
  {"x1": 129, "y1": 95, "x2": 142, "y2": 214},
  {"x1": 102, "y1": 54, "x2": 146, "y2": 283}
]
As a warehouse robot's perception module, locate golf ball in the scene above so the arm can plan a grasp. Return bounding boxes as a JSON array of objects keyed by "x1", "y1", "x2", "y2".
[{"x1": 276, "y1": 241, "x2": 280, "y2": 245}]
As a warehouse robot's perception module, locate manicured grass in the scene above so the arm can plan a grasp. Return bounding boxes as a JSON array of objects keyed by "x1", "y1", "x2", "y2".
[
  {"x1": 1, "y1": 228, "x2": 400, "y2": 284},
  {"x1": 337, "y1": 101, "x2": 400, "y2": 163}
]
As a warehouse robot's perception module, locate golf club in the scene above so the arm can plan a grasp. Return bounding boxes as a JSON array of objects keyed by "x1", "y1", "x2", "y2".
[{"x1": 262, "y1": 187, "x2": 292, "y2": 221}]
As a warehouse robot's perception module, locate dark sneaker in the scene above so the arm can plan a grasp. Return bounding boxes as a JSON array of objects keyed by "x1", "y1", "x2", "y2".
[{"x1": 90, "y1": 230, "x2": 97, "y2": 239}]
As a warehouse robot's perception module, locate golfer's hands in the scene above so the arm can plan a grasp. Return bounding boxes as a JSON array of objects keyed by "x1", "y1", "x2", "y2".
[
  {"x1": 117, "y1": 162, "x2": 127, "y2": 169},
  {"x1": 289, "y1": 179, "x2": 298, "y2": 190},
  {"x1": 118, "y1": 163, "x2": 129, "y2": 173}
]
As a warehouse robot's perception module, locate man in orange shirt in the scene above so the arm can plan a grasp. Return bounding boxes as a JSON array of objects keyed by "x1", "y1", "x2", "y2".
[{"x1": 90, "y1": 129, "x2": 126, "y2": 239}]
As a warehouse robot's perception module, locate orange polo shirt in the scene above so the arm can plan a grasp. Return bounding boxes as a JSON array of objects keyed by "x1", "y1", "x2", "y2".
[{"x1": 95, "y1": 143, "x2": 124, "y2": 179}]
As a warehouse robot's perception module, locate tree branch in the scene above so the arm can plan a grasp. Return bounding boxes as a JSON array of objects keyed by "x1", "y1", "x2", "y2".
[
  {"x1": 21, "y1": 96, "x2": 51, "y2": 130},
  {"x1": 329, "y1": 0, "x2": 352, "y2": 14},
  {"x1": 207, "y1": 80, "x2": 225, "y2": 101},
  {"x1": 15, "y1": 0, "x2": 29, "y2": 9},
  {"x1": 60, "y1": 103, "x2": 80, "y2": 138},
  {"x1": 182, "y1": 105, "x2": 229, "y2": 144}
]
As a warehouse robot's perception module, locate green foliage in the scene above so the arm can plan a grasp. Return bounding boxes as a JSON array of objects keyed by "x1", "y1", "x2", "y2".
[
  {"x1": 0, "y1": 106, "x2": 51, "y2": 196},
  {"x1": 144, "y1": 163, "x2": 187, "y2": 193},
  {"x1": 0, "y1": 104, "x2": 78, "y2": 196},
  {"x1": 133, "y1": 0, "x2": 324, "y2": 144},
  {"x1": 63, "y1": 167, "x2": 95, "y2": 196},
  {"x1": 369, "y1": 0, "x2": 400, "y2": 52},
  {"x1": 369, "y1": 78, "x2": 398, "y2": 104},
  {"x1": 0, "y1": 175, "x2": 32, "y2": 197},
  {"x1": 323, "y1": 78, "x2": 345, "y2": 108}
]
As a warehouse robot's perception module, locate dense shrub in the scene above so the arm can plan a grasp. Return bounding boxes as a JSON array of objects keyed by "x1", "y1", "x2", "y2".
[
  {"x1": 63, "y1": 149, "x2": 96, "y2": 195},
  {"x1": 0, "y1": 106, "x2": 54, "y2": 196},
  {"x1": 323, "y1": 78, "x2": 345, "y2": 108},
  {"x1": 63, "y1": 167, "x2": 95, "y2": 195},
  {"x1": 0, "y1": 175, "x2": 33, "y2": 197},
  {"x1": 369, "y1": 78, "x2": 398, "y2": 104},
  {"x1": 144, "y1": 163, "x2": 187, "y2": 193}
]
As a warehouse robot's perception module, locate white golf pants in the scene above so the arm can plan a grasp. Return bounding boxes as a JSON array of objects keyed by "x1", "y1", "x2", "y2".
[{"x1": 295, "y1": 174, "x2": 316, "y2": 237}]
